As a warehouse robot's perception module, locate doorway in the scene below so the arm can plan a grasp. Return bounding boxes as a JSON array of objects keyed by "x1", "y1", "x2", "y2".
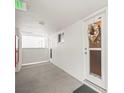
[{"x1": 84, "y1": 9, "x2": 107, "y2": 89}]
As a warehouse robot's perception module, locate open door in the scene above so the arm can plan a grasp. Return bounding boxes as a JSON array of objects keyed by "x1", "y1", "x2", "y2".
[{"x1": 84, "y1": 9, "x2": 107, "y2": 89}]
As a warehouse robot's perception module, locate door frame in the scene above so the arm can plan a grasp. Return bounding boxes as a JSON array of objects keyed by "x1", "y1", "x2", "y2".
[
  {"x1": 83, "y1": 7, "x2": 107, "y2": 89},
  {"x1": 15, "y1": 35, "x2": 19, "y2": 67}
]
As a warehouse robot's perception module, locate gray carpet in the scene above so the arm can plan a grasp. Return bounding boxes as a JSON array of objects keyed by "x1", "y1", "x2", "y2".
[
  {"x1": 16, "y1": 62, "x2": 82, "y2": 93},
  {"x1": 73, "y1": 84, "x2": 98, "y2": 93}
]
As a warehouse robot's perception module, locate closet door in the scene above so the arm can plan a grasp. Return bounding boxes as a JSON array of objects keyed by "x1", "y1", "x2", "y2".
[{"x1": 84, "y1": 11, "x2": 107, "y2": 89}]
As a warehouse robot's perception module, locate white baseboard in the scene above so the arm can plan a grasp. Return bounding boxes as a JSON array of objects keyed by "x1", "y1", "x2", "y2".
[
  {"x1": 22, "y1": 60, "x2": 50, "y2": 66},
  {"x1": 52, "y1": 63, "x2": 84, "y2": 84}
]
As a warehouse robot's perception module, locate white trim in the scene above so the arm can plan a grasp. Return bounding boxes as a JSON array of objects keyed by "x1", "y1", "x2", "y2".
[
  {"x1": 22, "y1": 60, "x2": 50, "y2": 66},
  {"x1": 52, "y1": 62, "x2": 84, "y2": 82},
  {"x1": 83, "y1": 79, "x2": 107, "y2": 93},
  {"x1": 89, "y1": 48, "x2": 102, "y2": 50},
  {"x1": 83, "y1": 8, "x2": 107, "y2": 89}
]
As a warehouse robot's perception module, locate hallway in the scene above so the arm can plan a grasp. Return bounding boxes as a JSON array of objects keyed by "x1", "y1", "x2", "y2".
[
  {"x1": 15, "y1": 0, "x2": 108, "y2": 93},
  {"x1": 16, "y1": 63, "x2": 82, "y2": 93}
]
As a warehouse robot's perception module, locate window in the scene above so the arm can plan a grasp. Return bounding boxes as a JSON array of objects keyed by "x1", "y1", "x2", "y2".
[
  {"x1": 22, "y1": 36, "x2": 48, "y2": 48},
  {"x1": 58, "y1": 32, "x2": 64, "y2": 43}
]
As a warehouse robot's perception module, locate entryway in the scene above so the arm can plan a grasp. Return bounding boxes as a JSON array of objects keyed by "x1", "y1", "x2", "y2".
[{"x1": 83, "y1": 9, "x2": 107, "y2": 89}]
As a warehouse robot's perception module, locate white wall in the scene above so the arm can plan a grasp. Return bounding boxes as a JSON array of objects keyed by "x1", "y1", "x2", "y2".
[
  {"x1": 51, "y1": 8, "x2": 107, "y2": 90},
  {"x1": 22, "y1": 35, "x2": 49, "y2": 48},
  {"x1": 22, "y1": 35, "x2": 50, "y2": 64},
  {"x1": 22, "y1": 48, "x2": 49, "y2": 64},
  {"x1": 51, "y1": 20, "x2": 86, "y2": 82}
]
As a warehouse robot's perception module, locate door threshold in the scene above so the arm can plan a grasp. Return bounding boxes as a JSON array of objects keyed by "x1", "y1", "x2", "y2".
[{"x1": 83, "y1": 79, "x2": 107, "y2": 93}]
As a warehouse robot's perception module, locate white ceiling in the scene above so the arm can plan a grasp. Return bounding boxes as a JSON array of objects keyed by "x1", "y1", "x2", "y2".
[{"x1": 16, "y1": 0, "x2": 107, "y2": 35}]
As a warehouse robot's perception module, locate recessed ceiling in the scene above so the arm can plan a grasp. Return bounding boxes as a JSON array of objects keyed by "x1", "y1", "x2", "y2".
[{"x1": 16, "y1": 0, "x2": 107, "y2": 34}]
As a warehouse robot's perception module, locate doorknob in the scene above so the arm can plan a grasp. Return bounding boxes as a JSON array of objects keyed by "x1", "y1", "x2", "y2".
[{"x1": 85, "y1": 48, "x2": 87, "y2": 50}]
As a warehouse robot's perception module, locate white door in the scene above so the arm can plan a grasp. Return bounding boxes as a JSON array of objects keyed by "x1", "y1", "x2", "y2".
[{"x1": 84, "y1": 10, "x2": 107, "y2": 89}]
